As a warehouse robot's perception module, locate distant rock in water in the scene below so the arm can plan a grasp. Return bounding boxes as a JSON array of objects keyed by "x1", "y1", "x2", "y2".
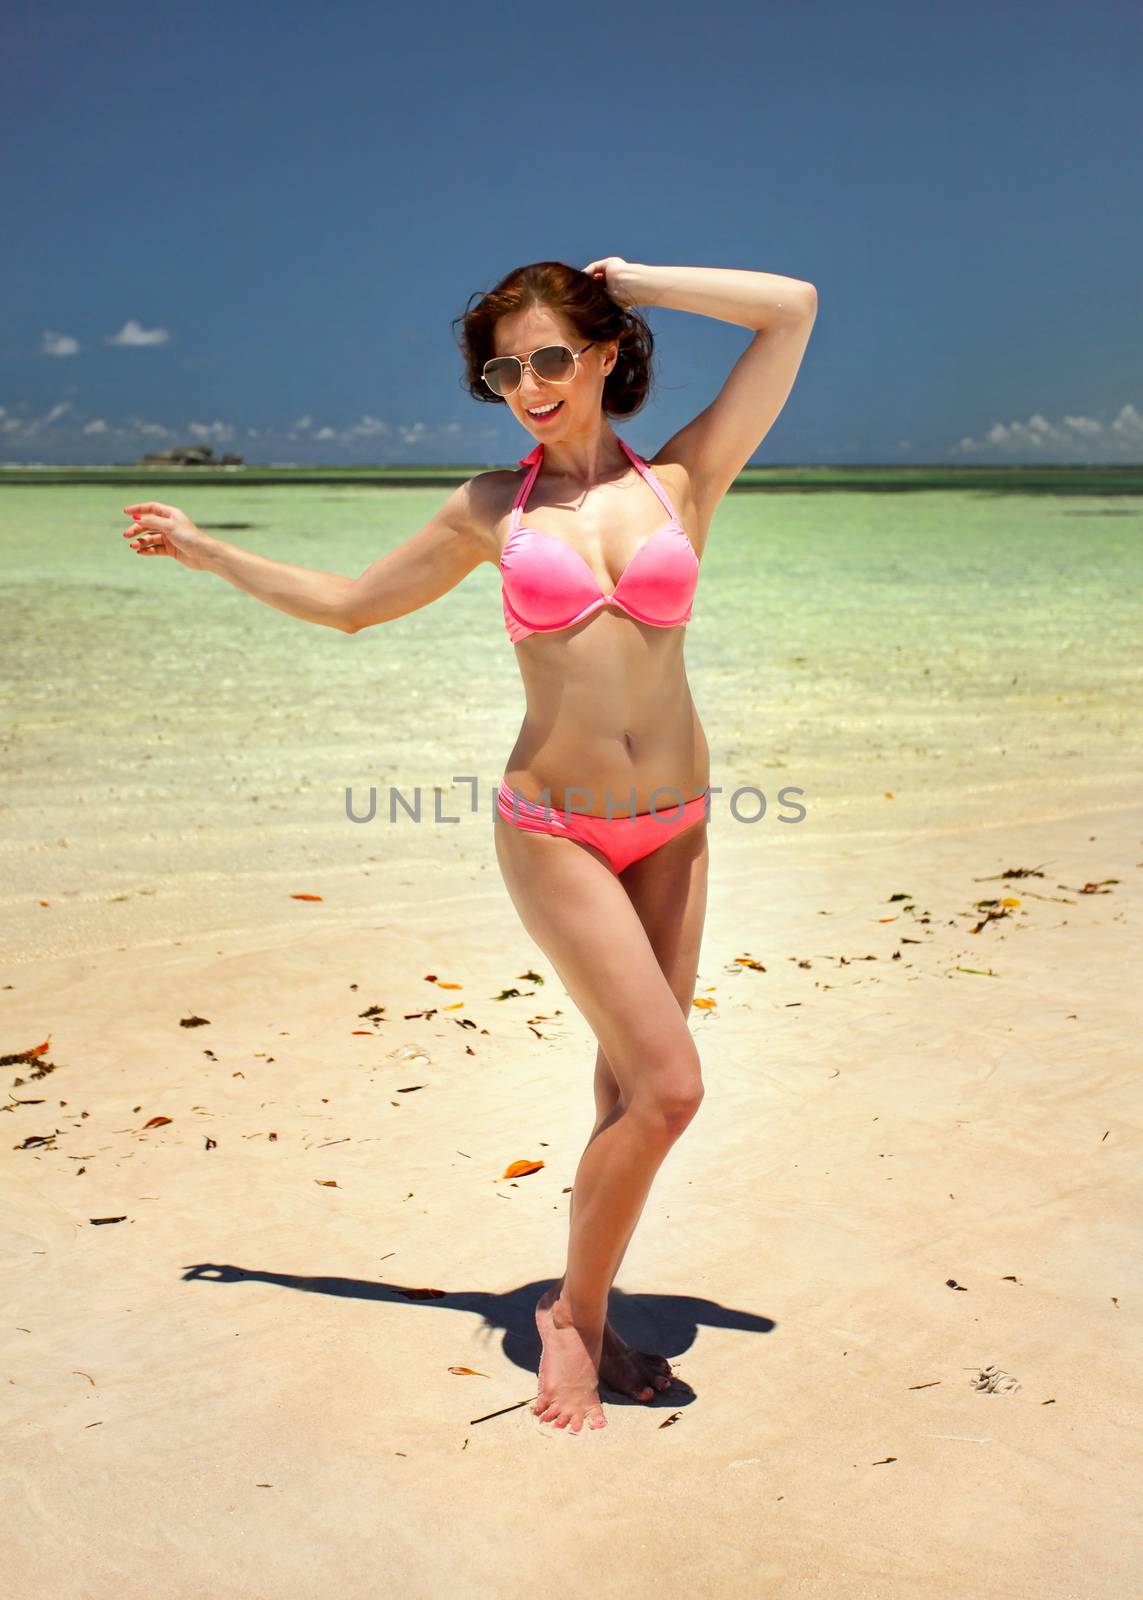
[{"x1": 136, "y1": 445, "x2": 244, "y2": 466}]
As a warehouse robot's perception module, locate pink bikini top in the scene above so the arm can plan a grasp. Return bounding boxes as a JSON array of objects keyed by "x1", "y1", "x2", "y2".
[{"x1": 500, "y1": 436, "x2": 699, "y2": 642}]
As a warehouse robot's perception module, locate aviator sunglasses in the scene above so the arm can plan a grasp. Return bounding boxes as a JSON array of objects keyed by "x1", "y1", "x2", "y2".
[{"x1": 482, "y1": 340, "x2": 595, "y2": 398}]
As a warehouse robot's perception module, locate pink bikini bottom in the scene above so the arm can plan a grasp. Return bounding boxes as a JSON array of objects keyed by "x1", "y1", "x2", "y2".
[{"x1": 496, "y1": 779, "x2": 711, "y2": 875}]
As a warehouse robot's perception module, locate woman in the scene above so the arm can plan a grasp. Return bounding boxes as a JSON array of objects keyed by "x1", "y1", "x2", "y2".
[{"x1": 121, "y1": 256, "x2": 817, "y2": 1435}]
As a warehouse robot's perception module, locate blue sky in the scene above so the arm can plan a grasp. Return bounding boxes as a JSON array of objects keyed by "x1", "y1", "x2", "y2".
[{"x1": 3, "y1": 0, "x2": 1139, "y2": 466}]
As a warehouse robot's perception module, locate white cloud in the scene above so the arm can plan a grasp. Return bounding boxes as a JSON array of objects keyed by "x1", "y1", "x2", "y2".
[
  {"x1": 43, "y1": 331, "x2": 80, "y2": 356},
  {"x1": 955, "y1": 403, "x2": 1143, "y2": 460},
  {"x1": 105, "y1": 319, "x2": 171, "y2": 347},
  {"x1": 1111, "y1": 402, "x2": 1143, "y2": 441},
  {"x1": 187, "y1": 419, "x2": 236, "y2": 442},
  {"x1": 317, "y1": 416, "x2": 478, "y2": 451},
  {"x1": 342, "y1": 415, "x2": 391, "y2": 440},
  {"x1": 0, "y1": 401, "x2": 489, "y2": 459},
  {"x1": 2, "y1": 401, "x2": 74, "y2": 436}
]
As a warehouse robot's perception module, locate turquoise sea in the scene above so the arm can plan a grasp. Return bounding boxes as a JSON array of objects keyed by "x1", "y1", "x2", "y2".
[{"x1": 2, "y1": 472, "x2": 1140, "y2": 963}]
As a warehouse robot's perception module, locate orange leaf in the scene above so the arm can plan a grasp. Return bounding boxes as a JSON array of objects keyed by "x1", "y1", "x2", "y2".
[
  {"x1": 28, "y1": 1036, "x2": 52, "y2": 1057},
  {"x1": 442, "y1": 1002, "x2": 464, "y2": 1010},
  {"x1": 291, "y1": 893, "x2": 323, "y2": 902},
  {"x1": 691, "y1": 997, "x2": 717, "y2": 1009},
  {"x1": 315, "y1": 1179, "x2": 340, "y2": 1187},
  {"x1": 502, "y1": 1159, "x2": 544, "y2": 1179},
  {"x1": 435, "y1": 981, "x2": 463, "y2": 990},
  {"x1": 350, "y1": 1030, "x2": 375, "y2": 1035},
  {"x1": 447, "y1": 1366, "x2": 489, "y2": 1377},
  {"x1": 142, "y1": 1115, "x2": 172, "y2": 1129}
]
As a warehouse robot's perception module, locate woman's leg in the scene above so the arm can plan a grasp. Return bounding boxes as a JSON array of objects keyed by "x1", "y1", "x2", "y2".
[
  {"x1": 572, "y1": 820, "x2": 710, "y2": 1394},
  {"x1": 598, "y1": 815, "x2": 709, "y2": 1284},
  {"x1": 494, "y1": 809, "x2": 709, "y2": 1432}
]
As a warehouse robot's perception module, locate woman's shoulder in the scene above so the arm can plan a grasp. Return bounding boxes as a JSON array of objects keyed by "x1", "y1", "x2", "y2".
[
  {"x1": 457, "y1": 468, "x2": 521, "y2": 565},
  {"x1": 640, "y1": 451, "x2": 703, "y2": 543},
  {"x1": 641, "y1": 450, "x2": 690, "y2": 507}
]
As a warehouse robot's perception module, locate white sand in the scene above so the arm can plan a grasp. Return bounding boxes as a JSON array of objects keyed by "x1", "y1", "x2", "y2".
[{"x1": 4, "y1": 796, "x2": 1139, "y2": 1598}]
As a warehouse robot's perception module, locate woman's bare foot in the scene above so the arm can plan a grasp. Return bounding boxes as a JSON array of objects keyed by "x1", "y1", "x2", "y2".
[
  {"x1": 533, "y1": 1286, "x2": 607, "y2": 1432},
  {"x1": 599, "y1": 1322, "x2": 673, "y2": 1402}
]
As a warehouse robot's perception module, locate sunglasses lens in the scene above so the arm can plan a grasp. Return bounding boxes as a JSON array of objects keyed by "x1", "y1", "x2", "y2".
[
  {"x1": 483, "y1": 358, "x2": 521, "y2": 397},
  {"x1": 532, "y1": 345, "x2": 577, "y2": 382},
  {"x1": 483, "y1": 346, "x2": 578, "y2": 397}
]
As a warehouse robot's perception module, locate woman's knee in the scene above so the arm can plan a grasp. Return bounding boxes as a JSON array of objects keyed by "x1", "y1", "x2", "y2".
[{"x1": 628, "y1": 1049, "x2": 705, "y2": 1139}]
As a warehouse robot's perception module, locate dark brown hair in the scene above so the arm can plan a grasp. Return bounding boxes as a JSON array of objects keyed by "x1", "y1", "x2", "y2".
[{"x1": 451, "y1": 260, "x2": 655, "y2": 418}]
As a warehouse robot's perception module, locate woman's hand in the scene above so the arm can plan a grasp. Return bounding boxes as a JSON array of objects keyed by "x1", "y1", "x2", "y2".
[
  {"x1": 121, "y1": 501, "x2": 213, "y2": 571},
  {"x1": 580, "y1": 256, "x2": 640, "y2": 309}
]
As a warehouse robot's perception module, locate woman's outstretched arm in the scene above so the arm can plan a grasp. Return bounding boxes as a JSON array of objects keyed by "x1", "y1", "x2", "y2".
[
  {"x1": 121, "y1": 475, "x2": 496, "y2": 634},
  {"x1": 199, "y1": 537, "x2": 357, "y2": 631}
]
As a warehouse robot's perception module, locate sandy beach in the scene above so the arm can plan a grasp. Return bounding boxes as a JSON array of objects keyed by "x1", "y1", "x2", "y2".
[{"x1": 4, "y1": 790, "x2": 1140, "y2": 1597}]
